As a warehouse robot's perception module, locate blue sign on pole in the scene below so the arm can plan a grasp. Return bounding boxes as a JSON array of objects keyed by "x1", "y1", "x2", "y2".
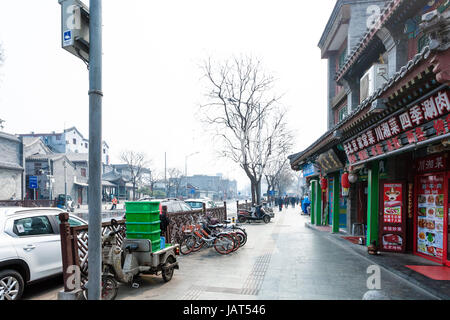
[{"x1": 29, "y1": 176, "x2": 38, "y2": 189}]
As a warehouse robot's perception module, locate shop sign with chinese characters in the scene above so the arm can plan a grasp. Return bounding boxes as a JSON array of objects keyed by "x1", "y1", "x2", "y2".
[
  {"x1": 415, "y1": 153, "x2": 448, "y2": 173},
  {"x1": 344, "y1": 89, "x2": 450, "y2": 165}
]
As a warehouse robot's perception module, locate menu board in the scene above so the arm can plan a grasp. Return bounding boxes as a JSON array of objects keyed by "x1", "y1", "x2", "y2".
[
  {"x1": 417, "y1": 175, "x2": 445, "y2": 260},
  {"x1": 381, "y1": 183, "x2": 406, "y2": 252},
  {"x1": 384, "y1": 184, "x2": 403, "y2": 224}
]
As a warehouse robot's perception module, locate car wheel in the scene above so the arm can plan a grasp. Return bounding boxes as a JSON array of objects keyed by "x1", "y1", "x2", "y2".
[{"x1": 0, "y1": 269, "x2": 25, "y2": 300}]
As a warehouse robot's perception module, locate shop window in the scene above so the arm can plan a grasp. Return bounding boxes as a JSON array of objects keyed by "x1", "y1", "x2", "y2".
[
  {"x1": 34, "y1": 163, "x2": 42, "y2": 175},
  {"x1": 81, "y1": 168, "x2": 87, "y2": 177},
  {"x1": 335, "y1": 105, "x2": 348, "y2": 124}
]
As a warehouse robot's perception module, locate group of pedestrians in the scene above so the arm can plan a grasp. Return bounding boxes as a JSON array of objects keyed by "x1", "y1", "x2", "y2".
[{"x1": 274, "y1": 196, "x2": 300, "y2": 212}]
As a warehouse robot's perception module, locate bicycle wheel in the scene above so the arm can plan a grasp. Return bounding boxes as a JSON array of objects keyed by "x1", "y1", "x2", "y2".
[
  {"x1": 214, "y1": 234, "x2": 235, "y2": 255},
  {"x1": 229, "y1": 233, "x2": 240, "y2": 252},
  {"x1": 180, "y1": 235, "x2": 196, "y2": 255},
  {"x1": 191, "y1": 235, "x2": 205, "y2": 252},
  {"x1": 235, "y1": 231, "x2": 247, "y2": 247}
]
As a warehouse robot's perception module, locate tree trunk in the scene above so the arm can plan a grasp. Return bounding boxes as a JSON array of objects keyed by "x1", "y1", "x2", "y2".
[{"x1": 256, "y1": 180, "x2": 262, "y2": 205}]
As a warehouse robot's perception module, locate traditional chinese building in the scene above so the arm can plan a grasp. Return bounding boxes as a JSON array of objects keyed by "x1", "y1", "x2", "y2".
[{"x1": 289, "y1": 0, "x2": 450, "y2": 266}]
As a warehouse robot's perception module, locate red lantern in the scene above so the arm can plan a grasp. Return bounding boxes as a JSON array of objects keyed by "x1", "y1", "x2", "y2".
[
  {"x1": 341, "y1": 172, "x2": 350, "y2": 189},
  {"x1": 320, "y1": 177, "x2": 328, "y2": 190}
]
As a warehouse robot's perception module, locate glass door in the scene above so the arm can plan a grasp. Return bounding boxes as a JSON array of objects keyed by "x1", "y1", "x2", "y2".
[{"x1": 416, "y1": 174, "x2": 445, "y2": 264}]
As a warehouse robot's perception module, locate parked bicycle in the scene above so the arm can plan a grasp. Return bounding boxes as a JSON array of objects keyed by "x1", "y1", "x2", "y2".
[{"x1": 180, "y1": 223, "x2": 236, "y2": 255}]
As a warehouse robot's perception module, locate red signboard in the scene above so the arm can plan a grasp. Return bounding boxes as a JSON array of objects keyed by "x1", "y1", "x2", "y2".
[
  {"x1": 380, "y1": 182, "x2": 406, "y2": 253},
  {"x1": 344, "y1": 89, "x2": 450, "y2": 165},
  {"x1": 415, "y1": 153, "x2": 447, "y2": 173}
]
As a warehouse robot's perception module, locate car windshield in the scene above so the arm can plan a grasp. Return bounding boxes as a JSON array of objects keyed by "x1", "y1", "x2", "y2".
[{"x1": 186, "y1": 201, "x2": 203, "y2": 209}]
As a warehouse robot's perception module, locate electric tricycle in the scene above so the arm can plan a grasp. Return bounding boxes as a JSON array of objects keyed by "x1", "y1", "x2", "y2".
[{"x1": 85, "y1": 219, "x2": 180, "y2": 300}]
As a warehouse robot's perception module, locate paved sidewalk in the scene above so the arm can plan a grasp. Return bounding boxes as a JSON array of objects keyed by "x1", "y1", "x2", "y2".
[
  {"x1": 305, "y1": 222, "x2": 450, "y2": 300},
  {"x1": 72, "y1": 203, "x2": 126, "y2": 222}
]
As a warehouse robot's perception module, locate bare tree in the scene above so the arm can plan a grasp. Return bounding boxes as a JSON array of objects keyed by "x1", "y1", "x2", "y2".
[
  {"x1": 120, "y1": 150, "x2": 149, "y2": 200},
  {"x1": 275, "y1": 164, "x2": 296, "y2": 197},
  {"x1": 167, "y1": 168, "x2": 183, "y2": 198},
  {"x1": 201, "y1": 56, "x2": 291, "y2": 205}
]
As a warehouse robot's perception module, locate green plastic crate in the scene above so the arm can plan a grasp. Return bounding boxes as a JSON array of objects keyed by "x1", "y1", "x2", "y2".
[
  {"x1": 126, "y1": 212, "x2": 160, "y2": 223},
  {"x1": 125, "y1": 201, "x2": 160, "y2": 213},
  {"x1": 126, "y1": 229, "x2": 161, "y2": 241},
  {"x1": 125, "y1": 221, "x2": 160, "y2": 233}
]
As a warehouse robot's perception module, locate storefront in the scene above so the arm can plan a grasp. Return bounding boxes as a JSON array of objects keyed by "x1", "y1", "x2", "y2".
[
  {"x1": 414, "y1": 153, "x2": 450, "y2": 266},
  {"x1": 342, "y1": 86, "x2": 450, "y2": 265}
]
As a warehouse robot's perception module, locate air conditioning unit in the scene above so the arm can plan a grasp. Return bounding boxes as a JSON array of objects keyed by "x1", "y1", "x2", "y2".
[{"x1": 360, "y1": 64, "x2": 388, "y2": 103}]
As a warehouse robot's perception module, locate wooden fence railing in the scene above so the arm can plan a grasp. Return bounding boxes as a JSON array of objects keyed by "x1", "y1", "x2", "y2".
[
  {"x1": 236, "y1": 200, "x2": 252, "y2": 211},
  {"x1": 59, "y1": 202, "x2": 228, "y2": 293}
]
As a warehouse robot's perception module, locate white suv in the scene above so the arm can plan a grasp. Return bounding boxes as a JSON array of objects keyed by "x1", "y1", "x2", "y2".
[{"x1": 0, "y1": 207, "x2": 86, "y2": 300}]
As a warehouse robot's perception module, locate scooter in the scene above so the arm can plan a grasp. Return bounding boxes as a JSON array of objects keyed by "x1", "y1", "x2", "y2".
[
  {"x1": 84, "y1": 219, "x2": 179, "y2": 300},
  {"x1": 237, "y1": 205, "x2": 271, "y2": 224}
]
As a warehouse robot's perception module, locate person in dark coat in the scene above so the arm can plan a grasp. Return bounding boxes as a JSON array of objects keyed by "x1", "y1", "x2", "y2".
[{"x1": 278, "y1": 197, "x2": 283, "y2": 211}]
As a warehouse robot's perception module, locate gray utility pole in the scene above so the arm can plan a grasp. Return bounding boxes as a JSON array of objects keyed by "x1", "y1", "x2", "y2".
[{"x1": 87, "y1": 0, "x2": 103, "y2": 300}]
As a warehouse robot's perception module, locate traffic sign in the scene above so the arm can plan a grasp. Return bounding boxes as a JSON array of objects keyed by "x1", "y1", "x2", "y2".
[{"x1": 29, "y1": 176, "x2": 38, "y2": 189}]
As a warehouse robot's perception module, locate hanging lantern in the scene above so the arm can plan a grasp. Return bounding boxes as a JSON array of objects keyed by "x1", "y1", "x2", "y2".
[
  {"x1": 348, "y1": 172, "x2": 358, "y2": 184},
  {"x1": 320, "y1": 177, "x2": 328, "y2": 191},
  {"x1": 341, "y1": 172, "x2": 350, "y2": 197},
  {"x1": 341, "y1": 172, "x2": 350, "y2": 189}
]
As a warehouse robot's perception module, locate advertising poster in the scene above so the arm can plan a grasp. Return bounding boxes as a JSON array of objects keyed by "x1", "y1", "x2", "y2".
[
  {"x1": 417, "y1": 175, "x2": 445, "y2": 260},
  {"x1": 381, "y1": 183, "x2": 406, "y2": 252}
]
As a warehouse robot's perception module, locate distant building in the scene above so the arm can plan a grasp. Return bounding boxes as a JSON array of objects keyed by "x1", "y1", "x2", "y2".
[
  {"x1": 18, "y1": 126, "x2": 110, "y2": 165},
  {"x1": 25, "y1": 154, "x2": 78, "y2": 202},
  {"x1": 178, "y1": 174, "x2": 238, "y2": 200},
  {"x1": 0, "y1": 132, "x2": 24, "y2": 200}
]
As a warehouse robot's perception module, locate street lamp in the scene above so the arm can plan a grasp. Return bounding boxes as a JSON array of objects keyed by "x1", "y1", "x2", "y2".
[{"x1": 185, "y1": 152, "x2": 200, "y2": 198}]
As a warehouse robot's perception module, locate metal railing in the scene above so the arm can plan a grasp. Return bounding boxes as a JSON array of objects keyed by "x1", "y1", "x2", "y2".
[{"x1": 0, "y1": 200, "x2": 57, "y2": 207}]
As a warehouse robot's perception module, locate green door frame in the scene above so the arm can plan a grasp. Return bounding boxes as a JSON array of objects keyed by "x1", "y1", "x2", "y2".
[
  {"x1": 367, "y1": 161, "x2": 380, "y2": 246},
  {"x1": 315, "y1": 181, "x2": 322, "y2": 226},
  {"x1": 332, "y1": 172, "x2": 340, "y2": 233},
  {"x1": 310, "y1": 180, "x2": 317, "y2": 225}
]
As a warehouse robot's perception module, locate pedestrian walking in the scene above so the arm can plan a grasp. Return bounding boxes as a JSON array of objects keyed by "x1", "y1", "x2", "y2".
[
  {"x1": 290, "y1": 197, "x2": 295, "y2": 208},
  {"x1": 110, "y1": 196, "x2": 118, "y2": 210},
  {"x1": 278, "y1": 197, "x2": 283, "y2": 212}
]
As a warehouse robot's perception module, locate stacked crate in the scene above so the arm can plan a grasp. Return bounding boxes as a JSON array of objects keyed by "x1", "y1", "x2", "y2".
[{"x1": 125, "y1": 201, "x2": 161, "y2": 252}]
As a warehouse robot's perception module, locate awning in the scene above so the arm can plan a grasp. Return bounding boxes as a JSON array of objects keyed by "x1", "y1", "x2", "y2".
[{"x1": 74, "y1": 181, "x2": 88, "y2": 187}]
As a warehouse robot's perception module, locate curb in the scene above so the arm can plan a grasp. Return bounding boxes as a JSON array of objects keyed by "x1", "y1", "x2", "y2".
[{"x1": 305, "y1": 222, "x2": 449, "y2": 300}]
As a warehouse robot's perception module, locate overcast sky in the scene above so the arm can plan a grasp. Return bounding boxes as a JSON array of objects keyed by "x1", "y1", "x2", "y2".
[{"x1": 0, "y1": 0, "x2": 335, "y2": 190}]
